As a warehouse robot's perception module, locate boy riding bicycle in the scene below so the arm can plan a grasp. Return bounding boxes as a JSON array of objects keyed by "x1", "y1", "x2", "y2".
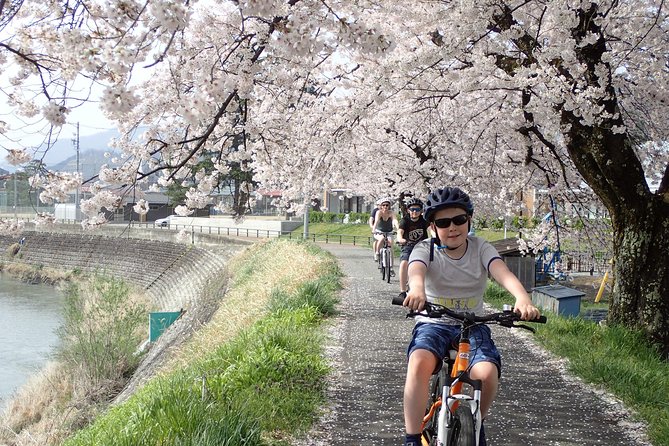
[
  {"x1": 401, "y1": 186, "x2": 540, "y2": 446},
  {"x1": 397, "y1": 197, "x2": 429, "y2": 301}
]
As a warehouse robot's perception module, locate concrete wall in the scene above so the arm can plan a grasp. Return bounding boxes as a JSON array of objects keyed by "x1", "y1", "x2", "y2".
[
  {"x1": 0, "y1": 230, "x2": 248, "y2": 310},
  {"x1": 156, "y1": 216, "x2": 303, "y2": 233}
]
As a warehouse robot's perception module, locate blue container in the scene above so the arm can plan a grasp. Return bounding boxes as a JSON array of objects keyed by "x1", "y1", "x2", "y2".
[{"x1": 531, "y1": 285, "x2": 584, "y2": 317}]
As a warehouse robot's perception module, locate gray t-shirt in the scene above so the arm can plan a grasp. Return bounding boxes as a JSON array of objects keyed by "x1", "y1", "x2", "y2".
[{"x1": 408, "y1": 236, "x2": 502, "y2": 325}]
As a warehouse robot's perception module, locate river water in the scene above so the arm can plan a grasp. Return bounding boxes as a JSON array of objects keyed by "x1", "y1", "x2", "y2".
[{"x1": 0, "y1": 273, "x2": 64, "y2": 408}]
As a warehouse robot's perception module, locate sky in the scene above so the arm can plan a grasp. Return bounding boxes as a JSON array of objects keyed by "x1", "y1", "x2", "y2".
[{"x1": 0, "y1": 97, "x2": 116, "y2": 172}]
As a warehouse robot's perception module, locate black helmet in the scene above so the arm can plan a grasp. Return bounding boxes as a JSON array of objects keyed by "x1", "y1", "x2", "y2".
[
  {"x1": 405, "y1": 197, "x2": 424, "y2": 208},
  {"x1": 423, "y1": 187, "x2": 474, "y2": 222}
]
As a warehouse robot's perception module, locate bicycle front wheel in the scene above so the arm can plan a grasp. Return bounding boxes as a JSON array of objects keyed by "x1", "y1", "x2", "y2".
[
  {"x1": 423, "y1": 369, "x2": 448, "y2": 444},
  {"x1": 452, "y1": 401, "x2": 475, "y2": 446},
  {"x1": 380, "y1": 251, "x2": 386, "y2": 280}
]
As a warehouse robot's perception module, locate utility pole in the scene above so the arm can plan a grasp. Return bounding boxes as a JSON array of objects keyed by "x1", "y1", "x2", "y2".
[
  {"x1": 303, "y1": 198, "x2": 309, "y2": 240},
  {"x1": 13, "y1": 170, "x2": 17, "y2": 220},
  {"x1": 73, "y1": 122, "x2": 80, "y2": 221}
]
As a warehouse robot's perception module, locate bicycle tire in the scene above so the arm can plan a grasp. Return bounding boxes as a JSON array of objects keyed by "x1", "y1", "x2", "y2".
[
  {"x1": 386, "y1": 256, "x2": 391, "y2": 283},
  {"x1": 380, "y1": 250, "x2": 386, "y2": 280},
  {"x1": 452, "y1": 402, "x2": 475, "y2": 446},
  {"x1": 423, "y1": 368, "x2": 448, "y2": 445}
]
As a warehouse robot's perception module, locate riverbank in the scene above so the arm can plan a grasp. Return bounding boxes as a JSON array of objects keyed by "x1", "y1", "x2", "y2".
[{"x1": 0, "y1": 231, "x2": 249, "y2": 445}]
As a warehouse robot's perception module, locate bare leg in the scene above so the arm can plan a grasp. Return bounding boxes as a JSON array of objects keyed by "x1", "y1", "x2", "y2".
[
  {"x1": 469, "y1": 361, "x2": 498, "y2": 418},
  {"x1": 399, "y1": 259, "x2": 408, "y2": 292},
  {"x1": 404, "y1": 349, "x2": 438, "y2": 434}
]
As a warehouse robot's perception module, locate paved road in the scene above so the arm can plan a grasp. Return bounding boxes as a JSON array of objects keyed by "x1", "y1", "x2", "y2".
[{"x1": 302, "y1": 243, "x2": 651, "y2": 446}]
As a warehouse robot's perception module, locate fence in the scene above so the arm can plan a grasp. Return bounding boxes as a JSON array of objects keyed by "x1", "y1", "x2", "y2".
[
  {"x1": 125, "y1": 221, "x2": 375, "y2": 246},
  {"x1": 4, "y1": 217, "x2": 610, "y2": 268},
  {"x1": 563, "y1": 252, "x2": 611, "y2": 275}
]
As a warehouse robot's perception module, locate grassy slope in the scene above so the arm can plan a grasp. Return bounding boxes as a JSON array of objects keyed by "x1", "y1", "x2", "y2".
[
  {"x1": 485, "y1": 282, "x2": 668, "y2": 445},
  {"x1": 62, "y1": 239, "x2": 342, "y2": 446}
]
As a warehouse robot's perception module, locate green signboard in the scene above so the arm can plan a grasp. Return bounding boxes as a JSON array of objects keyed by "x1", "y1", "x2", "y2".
[{"x1": 149, "y1": 311, "x2": 184, "y2": 342}]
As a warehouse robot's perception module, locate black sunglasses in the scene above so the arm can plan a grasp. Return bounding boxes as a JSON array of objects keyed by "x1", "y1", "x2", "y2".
[
  {"x1": 408, "y1": 207, "x2": 422, "y2": 212},
  {"x1": 433, "y1": 214, "x2": 469, "y2": 228}
]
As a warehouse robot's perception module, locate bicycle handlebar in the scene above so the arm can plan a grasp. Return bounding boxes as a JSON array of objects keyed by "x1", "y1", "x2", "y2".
[{"x1": 391, "y1": 296, "x2": 547, "y2": 331}]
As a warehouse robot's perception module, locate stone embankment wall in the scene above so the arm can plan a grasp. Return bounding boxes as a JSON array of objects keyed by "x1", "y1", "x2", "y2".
[{"x1": 0, "y1": 230, "x2": 247, "y2": 310}]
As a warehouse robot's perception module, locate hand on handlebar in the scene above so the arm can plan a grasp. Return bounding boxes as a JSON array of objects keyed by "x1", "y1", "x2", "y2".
[
  {"x1": 403, "y1": 289, "x2": 427, "y2": 312},
  {"x1": 513, "y1": 300, "x2": 541, "y2": 321}
]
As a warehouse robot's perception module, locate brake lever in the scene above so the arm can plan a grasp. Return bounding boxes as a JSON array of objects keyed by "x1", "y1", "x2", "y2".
[{"x1": 513, "y1": 323, "x2": 537, "y2": 333}]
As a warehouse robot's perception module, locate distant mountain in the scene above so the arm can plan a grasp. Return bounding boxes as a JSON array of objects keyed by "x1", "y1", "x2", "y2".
[
  {"x1": 39, "y1": 128, "x2": 120, "y2": 166},
  {"x1": 50, "y1": 149, "x2": 117, "y2": 180},
  {"x1": 0, "y1": 166, "x2": 8, "y2": 176}
]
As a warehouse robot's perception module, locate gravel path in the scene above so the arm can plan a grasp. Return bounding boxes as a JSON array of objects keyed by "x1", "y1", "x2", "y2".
[{"x1": 302, "y1": 243, "x2": 652, "y2": 446}]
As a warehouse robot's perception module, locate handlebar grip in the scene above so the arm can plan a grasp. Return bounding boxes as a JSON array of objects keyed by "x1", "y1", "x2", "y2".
[{"x1": 391, "y1": 295, "x2": 405, "y2": 306}]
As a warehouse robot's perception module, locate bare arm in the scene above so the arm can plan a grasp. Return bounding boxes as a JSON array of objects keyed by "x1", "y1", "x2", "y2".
[
  {"x1": 488, "y1": 258, "x2": 540, "y2": 320},
  {"x1": 372, "y1": 213, "x2": 381, "y2": 232},
  {"x1": 397, "y1": 227, "x2": 406, "y2": 244},
  {"x1": 404, "y1": 260, "x2": 427, "y2": 311}
]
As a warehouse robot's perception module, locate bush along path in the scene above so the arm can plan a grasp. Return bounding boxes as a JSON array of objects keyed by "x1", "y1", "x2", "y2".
[{"x1": 304, "y1": 244, "x2": 652, "y2": 446}]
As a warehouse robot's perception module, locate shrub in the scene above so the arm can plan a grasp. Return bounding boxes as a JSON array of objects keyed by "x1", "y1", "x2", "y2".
[
  {"x1": 489, "y1": 218, "x2": 504, "y2": 230},
  {"x1": 6, "y1": 242, "x2": 20, "y2": 258},
  {"x1": 57, "y1": 274, "x2": 147, "y2": 400}
]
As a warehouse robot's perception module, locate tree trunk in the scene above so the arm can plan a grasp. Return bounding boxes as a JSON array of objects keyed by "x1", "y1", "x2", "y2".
[
  {"x1": 565, "y1": 117, "x2": 669, "y2": 358},
  {"x1": 555, "y1": 4, "x2": 669, "y2": 357},
  {"x1": 609, "y1": 200, "x2": 669, "y2": 358}
]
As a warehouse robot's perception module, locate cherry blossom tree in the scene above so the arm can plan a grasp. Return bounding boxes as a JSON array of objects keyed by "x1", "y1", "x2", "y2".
[{"x1": 1, "y1": 0, "x2": 668, "y2": 354}]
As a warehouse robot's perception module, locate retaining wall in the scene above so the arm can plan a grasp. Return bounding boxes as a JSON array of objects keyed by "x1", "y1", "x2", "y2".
[{"x1": 0, "y1": 230, "x2": 247, "y2": 310}]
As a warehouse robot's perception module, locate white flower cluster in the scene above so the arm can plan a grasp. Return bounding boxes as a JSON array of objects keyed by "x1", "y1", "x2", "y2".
[
  {"x1": 149, "y1": 0, "x2": 191, "y2": 33},
  {"x1": 98, "y1": 164, "x2": 134, "y2": 185},
  {"x1": 0, "y1": 219, "x2": 25, "y2": 236},
  {"x1": 80, "y1": 213, "x2": 109, "y2": 231},
  {"x1": 30, "y1": 172, "x2": 82, "y2": 204},
  {"x1": 5, "y1": 148, "x2": 32, "y2": 166},
  {"x1": 518, "y1": 221, "x2": 558, "y2": 255},
  {"x1": 33, "y1": 212, "x2": 57, "y2": 227},
  {"x1": 175, "y1": 229, "x2": 191, "y2": 243},
  {"x1": 100, "y1": 85, "x2": 139, "y2": 119},
  {"x1": 133, "y1": 199, "x2": 149, "y2": 215},
  {"x1": 185, "y1": 188, "x2": 210, "y2": 210},
  {"x1": 41, "y1": 101, "x2": 69, "y2": 127},
  {"x1": 80, "y1": 190, "x2": 121, "y2": 217},
  {"x1": 174, "y1": 205, "x2": 194, "y2": 216}
]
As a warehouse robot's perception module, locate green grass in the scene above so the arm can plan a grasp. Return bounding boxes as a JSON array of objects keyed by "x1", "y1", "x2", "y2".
[
  {"x1": 484, "y1": 282, "x2": 669, "y2": 446},
  {"x1": 62, "y1": 241, "x2": 342, "y2": 446},
  {"x1": 290, "y1": 223, "x2": 517, "y2": 244}
]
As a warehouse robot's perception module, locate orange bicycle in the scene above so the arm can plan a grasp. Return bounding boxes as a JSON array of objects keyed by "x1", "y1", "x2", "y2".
[{"x1": 392, "y1": 297, "x2": 546, "y2": 446}]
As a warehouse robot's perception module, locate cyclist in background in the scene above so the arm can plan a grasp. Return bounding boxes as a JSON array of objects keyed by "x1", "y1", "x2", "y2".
[
  {"x1": 401, "y1": 186, "x2": 540, "y2": 446},
  {"x1": 372, "y1": 197, "x2": 399, "y2": 262},
  {"x1": 397, "y1": 198, "x2": 429, "y2": 301},
  {"x1": 369, "y1": 201, "x2": 380, "y2": 260}
]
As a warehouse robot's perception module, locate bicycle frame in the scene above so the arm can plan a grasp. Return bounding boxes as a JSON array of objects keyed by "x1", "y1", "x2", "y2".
[
  {"x1": 377, "y1": 232, "x2": 394, "y2": 283},
  {"x1": 433, "y1": 326, "x2": 483, "y2": 446}
]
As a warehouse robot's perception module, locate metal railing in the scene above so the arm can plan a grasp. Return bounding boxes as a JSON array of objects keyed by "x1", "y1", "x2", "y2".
[{"x1": 127, "y1": 221, "x2": 374, "y2": 246}]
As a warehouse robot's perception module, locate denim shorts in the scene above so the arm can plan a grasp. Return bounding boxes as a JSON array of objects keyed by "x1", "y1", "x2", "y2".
[
  {"x1": 400, "y1": 245, "x2": 414, "y2": 261},
  {"x1": 407, "y1": 322, "x2": 502, "y2": 376}
]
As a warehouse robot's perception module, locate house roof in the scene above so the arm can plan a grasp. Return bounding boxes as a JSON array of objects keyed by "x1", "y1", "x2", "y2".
[{"x1": 489, "y1": 237, "x2": 523, "y2": 256}]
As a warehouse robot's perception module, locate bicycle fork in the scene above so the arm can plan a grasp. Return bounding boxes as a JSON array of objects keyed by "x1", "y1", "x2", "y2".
[{"x1": 436, "y1": 339, "x2": 483, "y2": 446}]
